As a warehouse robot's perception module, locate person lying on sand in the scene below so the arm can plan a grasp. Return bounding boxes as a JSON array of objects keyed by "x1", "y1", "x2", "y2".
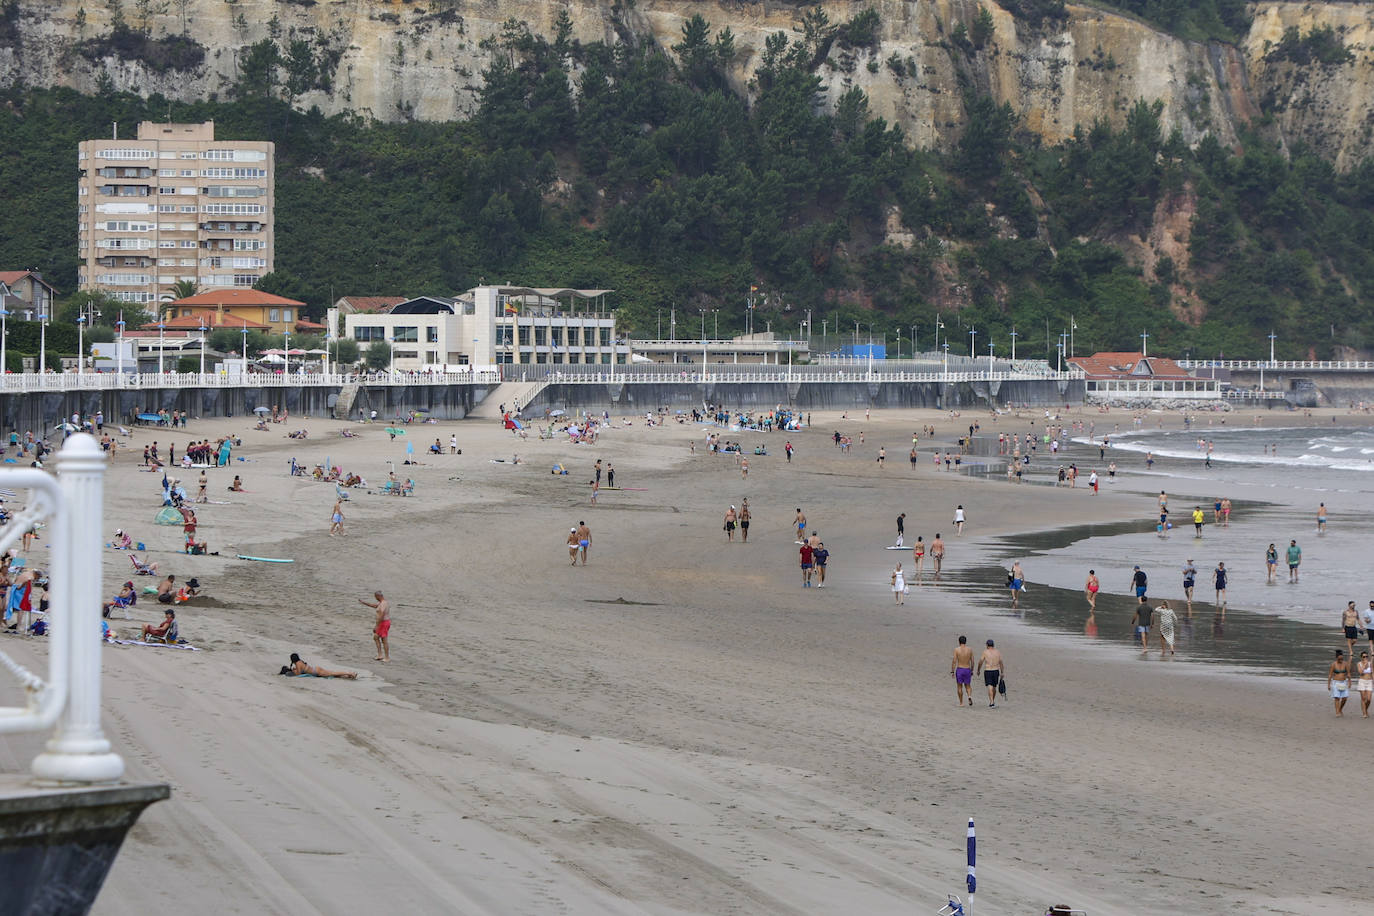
[{"x1": 281, "y1": 653, "x2": 357, "y2": 679}]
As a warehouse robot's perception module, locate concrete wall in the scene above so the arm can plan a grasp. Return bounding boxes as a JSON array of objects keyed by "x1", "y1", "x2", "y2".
[
  {"x1": 0, "y1": 383, "x2": 494, "y2": 436},
  {"x1": 527, "y1": 379, "x2": 1085, "y2": 414}
]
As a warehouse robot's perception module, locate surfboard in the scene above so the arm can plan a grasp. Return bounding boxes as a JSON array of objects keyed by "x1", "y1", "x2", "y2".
[
  {"x1": 600, "y1": 487, "x2": 648, "y2": 491},
  {"x1": 884, "y1": 545, "x2": 909, "y2": 550},
  {"x1": 236, "y1": 555, "x2": 295, "y2": 563}
]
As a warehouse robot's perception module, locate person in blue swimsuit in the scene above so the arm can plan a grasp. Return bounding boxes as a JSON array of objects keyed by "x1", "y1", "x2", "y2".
[{"x1": 1213, "y1": 561, "x2": 1228, "y2": 607}]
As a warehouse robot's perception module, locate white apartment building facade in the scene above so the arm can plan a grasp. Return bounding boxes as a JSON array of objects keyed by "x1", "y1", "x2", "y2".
[
  {"x1": 341, "y1": 286, "x2": 629, "y2": 371},
  {"x1": 77, "y1": 121, "x2": 275, "y2": 305}
]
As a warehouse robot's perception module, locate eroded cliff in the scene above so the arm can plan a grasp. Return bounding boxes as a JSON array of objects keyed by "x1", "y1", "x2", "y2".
[{"x1": 0, "y1": 1, "x2": 1369, "y2": 164}]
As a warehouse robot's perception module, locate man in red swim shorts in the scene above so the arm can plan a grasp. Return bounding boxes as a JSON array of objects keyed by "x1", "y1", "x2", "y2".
[{"x1": 360, "y1": 590, "x2": 391, "y2": 662}]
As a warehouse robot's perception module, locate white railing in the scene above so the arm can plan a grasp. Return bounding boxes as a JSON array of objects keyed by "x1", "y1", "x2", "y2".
[
  {"x1": 1177, "y1": 360, "x2": 1374, "y2": 371},
  {"x1": 1223, "y1": 388, "x2": 1288, "y2": 399},
  {"x1": 0, "y1": 369, "x2": 503, "y2": 393},
  {"x1": 0, "y1": 435, "x2": 125, "y2": 783},
  {"x1": 536, "y1": 369, "x2": 1085, "y2": 384}
]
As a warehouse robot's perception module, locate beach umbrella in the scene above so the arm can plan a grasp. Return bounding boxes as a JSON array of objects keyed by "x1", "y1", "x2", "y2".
[
  {"x1": 54, "y1": 422, "x2": 77, "y2": 433},
  {"x1": 405, "y1": 441, "x2": 414, "y2": 455},
  {"x1": 966, "y1": 818, "x2": 976, "y2": 910},
  {"x1": 137, "y1": 413, "x2": 161, "y2": 422},
  {"x1": 253, "y1": 406, "x2": 271, "y2": 414},
  {"x1": 549, "y1": 409, "x2": 566, "y2": 417}
]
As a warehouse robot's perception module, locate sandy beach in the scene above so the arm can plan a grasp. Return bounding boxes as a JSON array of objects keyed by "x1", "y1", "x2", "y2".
[{"x1": 3, "y1": 402, "x2": 1371, "y2": 914}]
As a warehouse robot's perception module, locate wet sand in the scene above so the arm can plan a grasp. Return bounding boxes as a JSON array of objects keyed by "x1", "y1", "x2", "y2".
[{"x1": 3, "y1": 405, "x2": 1370, "y2": 914}]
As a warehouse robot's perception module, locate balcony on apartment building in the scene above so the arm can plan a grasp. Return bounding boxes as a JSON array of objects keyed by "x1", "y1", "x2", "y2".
[
  {"x1": 200, "y1": 221, "x2": 264, "y2": 233},
  {"x1": 94, "y1": 167, "x2": 156, "y2": 179},
  {"x1": 95, "y1": 256, "x2": 156, "y2": 269},
  {"x1": 97, "y1": 184, "x2": 152, "y2": 197}
]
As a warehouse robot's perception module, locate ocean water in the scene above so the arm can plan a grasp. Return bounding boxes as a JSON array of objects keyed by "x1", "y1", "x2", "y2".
[{"x1": 1015, "y1": 425, "x2": 1374, "y2": 625}]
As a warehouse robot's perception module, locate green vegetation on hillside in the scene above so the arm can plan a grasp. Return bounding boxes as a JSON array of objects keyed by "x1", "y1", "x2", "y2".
[
  {"x1": 1071, "y1": 1, "x2": 1250, "y2": 43},
  {"x1": 1, "y1": 8, "x2": 1372, "y2": 361}
]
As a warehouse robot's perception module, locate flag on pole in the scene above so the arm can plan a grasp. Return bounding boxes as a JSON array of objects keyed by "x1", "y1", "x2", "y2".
[{"x1": 966, "y1": 818, "x2": 976, "y2": 897}]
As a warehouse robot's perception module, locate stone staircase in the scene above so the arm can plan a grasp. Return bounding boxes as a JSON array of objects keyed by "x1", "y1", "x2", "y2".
[
  {"x1": 467, "y1": 380, "x2": 549, "y2": 419},
  {"x1": 333, "y1": 381, "x2": 360, "y2": 419}
]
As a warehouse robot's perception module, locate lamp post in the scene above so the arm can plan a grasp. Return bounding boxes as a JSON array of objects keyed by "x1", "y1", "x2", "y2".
[
  {"x1": 0, "y1": 306, "x2": 9, "y2": 376},
  {"x1": 115, "y1": 317, "x2": 125, "y2": 378},
  {"x1": 240, "y1": 325, "x2": 249, "y2": 369},
  {"x1": 988, "y1": 340, "x2": 995, "y2": 375},
  {"x1": 40, "y1": 315, "x2": 49, "y2": 374},
  {"x1": 911, "y1": 325, "x2": 918, "y2": 358},
  {"x1": 157, "y1": 320, "x2": 166, "y2": 374},
  {"x1": 1140, "y1": 330, "x2": 1150, "y2": 358},
  {"x1": 283, "y1": 331, "x2": 291, "y2": 376},
  {"x1": 1268, "y1": 331, "x2": 1277, "y2": 365},
  {"x1": 197, "y1": 322, "x2": 208, "y2": 376},
  {"x1": 1056, "y1": 340, "x2": 1063, "y2": 373},
  {"x1": 942, "y1": 341, "x2": 950, "y2": 378},
  {"x1": 969, "y1": 327, "x2": 977, "y2": 359},
  {"x1": 1010, "y1": 327, "x2": 1018, "y2": 362},
  {"x1": 1070, "y1": 315, "x2": 1077, "y2": 358},
  {"x1": 1059, "y1": 332, "x2": 1069, "y2": 372}
]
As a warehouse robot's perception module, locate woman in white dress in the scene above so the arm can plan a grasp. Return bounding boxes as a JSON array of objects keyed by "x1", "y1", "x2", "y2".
[
  {"x1": 1155, "y1": 601, "x2": 1178, "y2": 656},
  {"x1": 891, "y1": 562, "x2": 906, "y2": 605}
]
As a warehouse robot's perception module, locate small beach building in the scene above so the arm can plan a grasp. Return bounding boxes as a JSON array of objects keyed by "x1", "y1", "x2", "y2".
[{"x1": 1068, "y1": 351, "x2": 1221, "y2": 402}]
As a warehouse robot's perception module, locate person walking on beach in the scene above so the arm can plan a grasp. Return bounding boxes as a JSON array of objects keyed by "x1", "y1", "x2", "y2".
[
  {"x1": 1008, "y1": 560, "x2": 1025, "y2": 609},
  {"x1": 794, "y1": 509, "x2": 807, "y2": 544},
  {"x1": 1155, "y1": 601, "x2": 1178, "y2": 655},
  {"x1": 1317, "y1": 502, "x2": 1328, "y2": 535},
  {"x1": 1212, "y1": 562, "x2": 1228, "y2": 607},
  {"x1": 1085, "y1": 570, "x2": 1099, "y2": 611},
  {"x1": 877, "y1": 446, "x2": 886, "y2": 468},
  {"x1": 1221, "y1": 497, "x2": 1232, "y2": 527},
  {"x1": 593, "y1": 459, "x2": 602, "y2": 485},
  {"x1": 1266, "y1": 543, "x2": 1279, "y2": 583},
  {"x1": 800, "y1": 541, "x2": 815, "y2": 588},
  {"x1": 931, "y1": 534, "x2": 945, "y2": 579},
  {"x1": 1131, "y1": 601, "x2": 1153, "y2": 649},
  {"x1": 330, "y1": 499, "x2": 346, "y2": 537},
  {"x1": 1287, "y1": 539, "x2": 1302, "y2": 582},
  {"x1": 607, "y1": 463, "x2": 615, "y2": 488},
  {"x1": 197, "y1": 471, "x2": 208, "y2": 504},
  {"x1": 953, "y1": 505, "x2": 966, "y2": 536},
  {"x1": 1356, "y1": 651, "x2": 1373, "y2": 718},
  {"x1": 1181, "y1": 559, "x2": 1197, "y2": 613},
  {"x1": 894, "y1": 513, "x2": 905, "y2": 548},
  {"x1": 1363, "y1": 601, "x2": 1374, "y2": 655},
  {"x1": 912, "y1": 536, "x2": 926, "y2": 582},
  {"x1": 1342, "y1": 602, "x2": 1361, "y2": 658},
  {"x1": 951, "y1": 636, "x2": 975, "y2": 707},
  {"x1": 724, "y1": 505, "x2": 738, "y2": 542},
  {"x1": 1108, "y1": 460, "x2": 1116, "y2": 482},
  {"x1": 576, "y1": 521, "x2": 592, "y2": 565},
  {"x1": 1131, "y1": 565, "x2": 1148, "y2": 604},
  {"x1": 360, "y1": 591, "x2": 391, "y2": 663},
  {"x1": 977, "y1": 640, "x2": 1004, "y2": 708},
  {"x1": 567, "y1": 528, "x2": 580, "y2": 565},
  {"x1": 739, "y1": 499, "x2": 751, "y2": 542},
  {"x1": 740, "y1": 456, "x2": 749, "y2": 479},
  {"x1": 813, "y1": 541, "x2": 829, "y2": 587},
  {"x1": 1192, "y1": 506, "x2": 1204, "y2": 538},
  {"x1": 891, "y1": 562, "x2": 905, "y2": 604},
  {"x1": 1328, "y1": 650, "x2": 1351, "y2": 716},
  {"x1": 784, "y1": 441, "x2": 793, "y2": 463}
]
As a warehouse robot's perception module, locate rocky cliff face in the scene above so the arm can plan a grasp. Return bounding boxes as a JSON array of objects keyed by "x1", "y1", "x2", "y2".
[{"x1": 1, "y1": 0, "x2": 1369, "y2": 166}]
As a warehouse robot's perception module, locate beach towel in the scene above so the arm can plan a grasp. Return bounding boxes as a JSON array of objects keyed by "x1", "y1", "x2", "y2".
[{"x1": 111, "y1": 639, "x2": 201, "y2": 651}]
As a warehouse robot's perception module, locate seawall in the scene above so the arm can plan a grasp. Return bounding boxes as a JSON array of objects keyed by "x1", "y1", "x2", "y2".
[
  {"x1": 528, "y1": 379, "x2": 1085, "y2": 413},
  {"x1": 0, "y1": 382, "x2": 491, "y2": 435}
]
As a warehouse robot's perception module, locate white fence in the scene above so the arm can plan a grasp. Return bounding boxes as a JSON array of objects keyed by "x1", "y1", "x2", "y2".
[
  {"x1": 0, "y1": 369, "x2": 503, "y2": 394},
  {"x1": 1177, "y1": 360, "x2": 1374, "y2": 371},
  {"x1": 536, "y1": 368, "x2": 1085, "y2": 384},
  {"x1": 0, "y1": 435, "x2": 124, "y2": 783}
]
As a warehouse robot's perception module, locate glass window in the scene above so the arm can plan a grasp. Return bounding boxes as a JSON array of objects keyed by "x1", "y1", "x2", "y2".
[
  {"x1": 392, "y1": 326, "x2": 418, "y2": 343},
  {"x1": 283, "y1": 309, "x2": 293, "y2": 322},
  {"x1": 566, "y1": 327, "x2": 579, "y2": 346},
  {"x1": 518, "y1": 326, "x2": 530, "y2": 346},
  {"x1": 534, "y1": 327, "x2": 547, "y2": 346},
  {"x1": 550, "y1": 327, "x2": 563, "y2": 346},
  {"x1": 268, "y1": 309, "x2": 280, "y2": 322},
  {"x1": 352, "y1": 326, "x2": 385, "y2": 341},
  {"x1": 600, "y1": 328, "x2": 612, "y2": 346},
  {"x1": 426, "y1": 327, "x2": 439, "y2": 343}
]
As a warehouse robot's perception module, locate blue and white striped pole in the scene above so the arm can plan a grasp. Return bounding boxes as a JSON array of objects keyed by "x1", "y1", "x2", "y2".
[{"x1": 966, "y1": 817, "x2": 976, "y2": 914}]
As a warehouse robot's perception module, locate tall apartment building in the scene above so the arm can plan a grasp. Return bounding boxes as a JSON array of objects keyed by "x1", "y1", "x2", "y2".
[{"x1": 77, "y1": 121, "x2": 274, "y2": 306}]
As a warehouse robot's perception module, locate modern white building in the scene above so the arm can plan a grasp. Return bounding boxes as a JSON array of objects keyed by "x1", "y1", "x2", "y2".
[
  {"x1": 341, "y1": 286, "x2": 629, "y2": 370},
  {"x1": 77, "y1": 121, "x2": 275, "y2": 304}
]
